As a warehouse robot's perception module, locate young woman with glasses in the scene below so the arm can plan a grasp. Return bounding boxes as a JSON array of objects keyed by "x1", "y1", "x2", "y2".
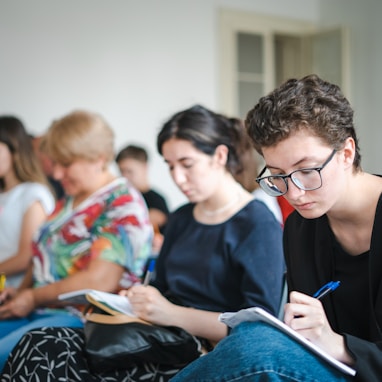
[{"x1": 172, "y1": 74, "x2": 382, "y2": 382}]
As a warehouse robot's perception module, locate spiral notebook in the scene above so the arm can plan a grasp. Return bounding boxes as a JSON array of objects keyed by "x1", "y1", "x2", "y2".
[{"x1": 219, "y1": 306, "x2": 356, "y2": 376}]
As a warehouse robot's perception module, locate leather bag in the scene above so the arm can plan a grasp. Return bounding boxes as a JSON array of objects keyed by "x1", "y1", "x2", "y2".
[{"x1": 83, "y1": 307, "x2": 203, "y2": 373}]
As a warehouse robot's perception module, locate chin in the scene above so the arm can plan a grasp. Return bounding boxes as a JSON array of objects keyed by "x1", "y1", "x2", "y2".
[
  {"x1": 296, "y1": 207, "x2": 326, "y2": 220},
  {"x1": 63, "y1": 187, "x2": 75, "y2": 196},
  {"x1": 186, "y1": 196, "x2": 198, "y2": 203}
]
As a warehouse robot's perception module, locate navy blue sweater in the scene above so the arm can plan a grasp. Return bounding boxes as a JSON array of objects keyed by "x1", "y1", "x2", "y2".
[{"x1": 151, "y1": 200, "x2": 285, "y2": 316}]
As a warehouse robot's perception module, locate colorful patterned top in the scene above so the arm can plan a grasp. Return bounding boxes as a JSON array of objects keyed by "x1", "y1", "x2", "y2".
[{"x1": 32, "y1": 177, "x2": 153, "y2": 289}]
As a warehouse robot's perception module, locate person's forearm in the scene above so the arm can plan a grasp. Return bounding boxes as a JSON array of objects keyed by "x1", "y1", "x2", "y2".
[
  {"x1": 17, "y1": 266, "x2": 34, "y2": 291},
  {"x1": 0, "y1": 253, "x2": 32, "y2": 275},
  {"x1": 32, "y1": 260, "x2": 124, "y2": 307},
  {"x1": 169, "y1": 306, "x2": 228, "y2": 342}
]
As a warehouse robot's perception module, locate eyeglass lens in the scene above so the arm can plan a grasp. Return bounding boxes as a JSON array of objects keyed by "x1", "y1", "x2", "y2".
[
  {"x1": 257, "y1": 150, "x2": 336, "y2": 197},
  {"x1": 259, "y1": 169, "x2": 323, "y2": 196}
]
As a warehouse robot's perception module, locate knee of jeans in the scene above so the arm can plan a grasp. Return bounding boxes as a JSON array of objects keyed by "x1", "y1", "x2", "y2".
[
  {"x1": 227, "y1": 321, "x2": 289, "y2": 357},
  {"x1": 231, "y1": 321, "x2": 276, "y2": 339}
]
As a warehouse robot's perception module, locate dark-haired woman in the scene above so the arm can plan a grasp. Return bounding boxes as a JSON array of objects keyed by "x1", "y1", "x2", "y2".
[
  {"x1": 0, "y1": 116, "x2": 55, "y2": 288},
  {"x1": 1, "y1": 105, "x2": 285, "y2": 381}
]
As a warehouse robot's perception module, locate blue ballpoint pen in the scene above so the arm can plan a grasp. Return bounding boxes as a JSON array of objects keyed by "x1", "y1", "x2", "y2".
[
  {"x1": 143, "y1": 259, "x2": 156, "y2": 286},
  {"x1": 313, "y1": 280, "x2": 340, "y2": 300}
]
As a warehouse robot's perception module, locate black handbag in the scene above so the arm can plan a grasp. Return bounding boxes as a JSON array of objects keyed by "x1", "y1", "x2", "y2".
[{"x1": 83, "y1": 310, "x2": 203, "y2": 373}]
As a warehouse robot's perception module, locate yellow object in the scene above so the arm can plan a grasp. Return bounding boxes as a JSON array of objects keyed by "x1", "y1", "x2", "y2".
[{"x1": 0, "y1": 273, "x2": 6, "y2": 292}]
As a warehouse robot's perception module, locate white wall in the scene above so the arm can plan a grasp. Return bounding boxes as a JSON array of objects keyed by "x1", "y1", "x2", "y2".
[
  {"x1": 1, "y1": 0, "x2": 379, "y2": 210},
  {"x1": 0, "y1": 0, "x2": 219, "y2": 209},
  {"x1": 318, "y1": 0, "x2": 382, "y2": 175}
]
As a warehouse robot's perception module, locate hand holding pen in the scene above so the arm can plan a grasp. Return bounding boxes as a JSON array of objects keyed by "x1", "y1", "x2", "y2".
[
  {"x1": 285, "y1": 280, "x2": 341, "y2": 324},
  {"x1": 284, "y1": 280, "x2": 350, "y2": 363}
]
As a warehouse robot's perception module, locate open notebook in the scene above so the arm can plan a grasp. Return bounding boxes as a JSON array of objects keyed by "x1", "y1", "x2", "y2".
[
  {"x1": 59, "y1": 289, "x2": 135, "y2": 316},
  {"x1": 219, "y1": 307, "x2": 356, "y2": 377}
]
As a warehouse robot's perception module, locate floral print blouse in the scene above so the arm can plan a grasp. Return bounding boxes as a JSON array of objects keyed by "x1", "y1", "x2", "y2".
[{"x1": 32, "y1": 178, "x2": 153, "y2": 289}]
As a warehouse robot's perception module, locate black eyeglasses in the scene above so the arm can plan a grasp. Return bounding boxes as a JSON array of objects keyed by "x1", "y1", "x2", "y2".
[{"x1": 256, "y1": 150, "x2": 337, "y2": 197}]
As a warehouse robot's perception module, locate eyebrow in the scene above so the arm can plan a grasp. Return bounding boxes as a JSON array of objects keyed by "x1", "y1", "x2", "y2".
[
  {"x1": 265, "y1": 155, "x2": 316, "y2": 172},
  {"x1": 164, "y1": 156, "x2": 193, "y2": 164}
]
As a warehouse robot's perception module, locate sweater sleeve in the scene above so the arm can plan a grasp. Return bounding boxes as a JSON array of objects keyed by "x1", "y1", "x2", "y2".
[
  {"x1": 150, "y1": 204, "x2": 192, "y2": 294},
  {"x1": 344, "y1": 334, "x2": 382, "y2": 381},
  {"x1": 234, "y1": 215, "x2": 285, "y2": 315}
]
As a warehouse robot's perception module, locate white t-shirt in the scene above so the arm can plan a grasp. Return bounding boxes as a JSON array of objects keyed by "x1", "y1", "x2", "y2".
[
  {"x1": 0, "y1": 182, "x2": 55, "y2": 287},
  {"x1": 252, "y1": 188, "x2": 283, "y2": 225}
]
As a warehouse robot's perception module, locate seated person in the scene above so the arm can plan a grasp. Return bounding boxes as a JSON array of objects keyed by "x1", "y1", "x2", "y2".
[
  {"x1": 232, "y1": 119, "x2": 284, "y2": 224},
  {"x1": 116, "y1": 144, "x2": 170, "y2": 234},
  {"x1": 0, "y1": 116, "x2": 55, "y2": 288},
  {"x1": 1, "y1": 105, "x2": 285, "y2": 381},
  {"x1": 0, "y1": 110, "x2": 153, "y2": 371},
  {"x1": 31, "y1": 134, "x2": 65, "y2": 200},
  {"x1": 172, "y1": 75, "x2": 382, "y2": 381}
]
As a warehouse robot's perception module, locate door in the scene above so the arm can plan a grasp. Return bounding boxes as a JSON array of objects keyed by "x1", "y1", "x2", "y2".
[{"x1": 219, "y1": 9, "x2": 350, "y2": 118}]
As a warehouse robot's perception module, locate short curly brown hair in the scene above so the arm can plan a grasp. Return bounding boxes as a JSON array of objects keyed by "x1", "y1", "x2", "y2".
[{"x1": 245, "y1": 74, "x2": 361, "y2": 170}]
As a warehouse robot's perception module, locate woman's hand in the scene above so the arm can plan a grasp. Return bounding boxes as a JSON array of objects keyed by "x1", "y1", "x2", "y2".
[
  {"x1": 0, "y1": 288, "x2": 35, "y2": 319},
  {"x1": 284, "y1": 291, "x2": 354, "y2": 364},
  {"x1": 120, "y1": 285, "x2": 176, "y2": 326},
  {"x1": 0, "y1": 286, "x2": 17, "y2": 305},
  {"x1": 119, "y1": 286, "x2": 227, "y2": 342}
]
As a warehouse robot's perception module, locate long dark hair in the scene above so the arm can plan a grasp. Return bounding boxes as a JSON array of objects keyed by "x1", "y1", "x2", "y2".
[{"x1": 157, "y1": 105, "x2": 248, "y2": 175}]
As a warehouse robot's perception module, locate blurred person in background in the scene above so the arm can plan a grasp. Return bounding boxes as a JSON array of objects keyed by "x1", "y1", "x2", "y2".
[
  {"x1": 0, "y1": 116, "x2": 55, "y2": 288},
  {"x1": 116, "y1": 144, "x2": 170, "y2": 254},
  {"x1": 232, "y1": 119, "x2": 284, "y2": 225},
  {"x1": 0, "y1": 110, "x2": 152, "y2": 371},
  {"x1": 31, "y1": 134, "x2": 65, "y2": 200}
]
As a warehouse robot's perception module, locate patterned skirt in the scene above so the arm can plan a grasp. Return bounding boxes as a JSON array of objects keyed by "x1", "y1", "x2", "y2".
[{"x1": 1, "y1": 327, "x2": 183, "y2": 382}]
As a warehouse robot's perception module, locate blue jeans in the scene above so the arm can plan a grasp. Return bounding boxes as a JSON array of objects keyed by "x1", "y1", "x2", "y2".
[
  {"x1": 171, "y1": 322, "x2": 354, "y2": 382},
  {"x1": 0, "y1": 309, "x2": 83, "y2": 372}
]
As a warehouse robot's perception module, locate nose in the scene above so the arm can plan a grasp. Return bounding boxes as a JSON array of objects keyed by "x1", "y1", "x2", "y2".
[
  {"x1": 285, "y1": 178, "x2": 305, "y2": 200},
  {"x1": 52, "y1": 163, "x2": 65, "y2": 180},
  {"x1": 171, "y1": 166, "x2": 187, "y2": 187}
]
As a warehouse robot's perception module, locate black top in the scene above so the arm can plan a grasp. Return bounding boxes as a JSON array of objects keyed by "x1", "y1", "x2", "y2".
[
  {"x1": 283, "y1": 193, "x2": 382, "y2": 382},
  {"x1": 332, "y1": 236, "x2": 370, "y2": 340},
  {"x1": 142, "y1": 189, "x2": 169, "y2": 234},
  {"x1": 48, "y1": 176, "x2": 65, "y2": 200}
]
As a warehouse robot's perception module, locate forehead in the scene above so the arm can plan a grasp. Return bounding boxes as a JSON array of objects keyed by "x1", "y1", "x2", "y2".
[
  {"x1": 262, "y1": 130, "x2": 328, "y2": 170},
  {"x1": 162, "y1": 138, "x2": 204, "y2": 162},
  {"x1": 0, "y1": 142, "x2": 10, "y2": 152},
  {"x1": 118, "y1": 158, "x2": 144, "y2": 168}
]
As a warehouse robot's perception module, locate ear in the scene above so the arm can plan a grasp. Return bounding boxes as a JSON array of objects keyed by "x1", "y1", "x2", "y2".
[
  {"x1": 213, "y1": 144, "x2": 229, "y2": 167},
  {"x1": 341, "y1": 137, "x2": 356, "y2": 169},
  {"x1": 95, "y1": 156, "x2": 107, "y2": 171}
]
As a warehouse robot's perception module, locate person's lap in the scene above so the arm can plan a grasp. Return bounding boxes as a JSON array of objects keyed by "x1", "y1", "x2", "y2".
[
  {"x1": 0, "y1": 310, "x2": 83, "y2": 372},
  {"x1": 1, "y1": 326, "x2": 182, "y2": 381},
  {"x1": 171, "y1": 321, "x2": 353, "y2": 382}
]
